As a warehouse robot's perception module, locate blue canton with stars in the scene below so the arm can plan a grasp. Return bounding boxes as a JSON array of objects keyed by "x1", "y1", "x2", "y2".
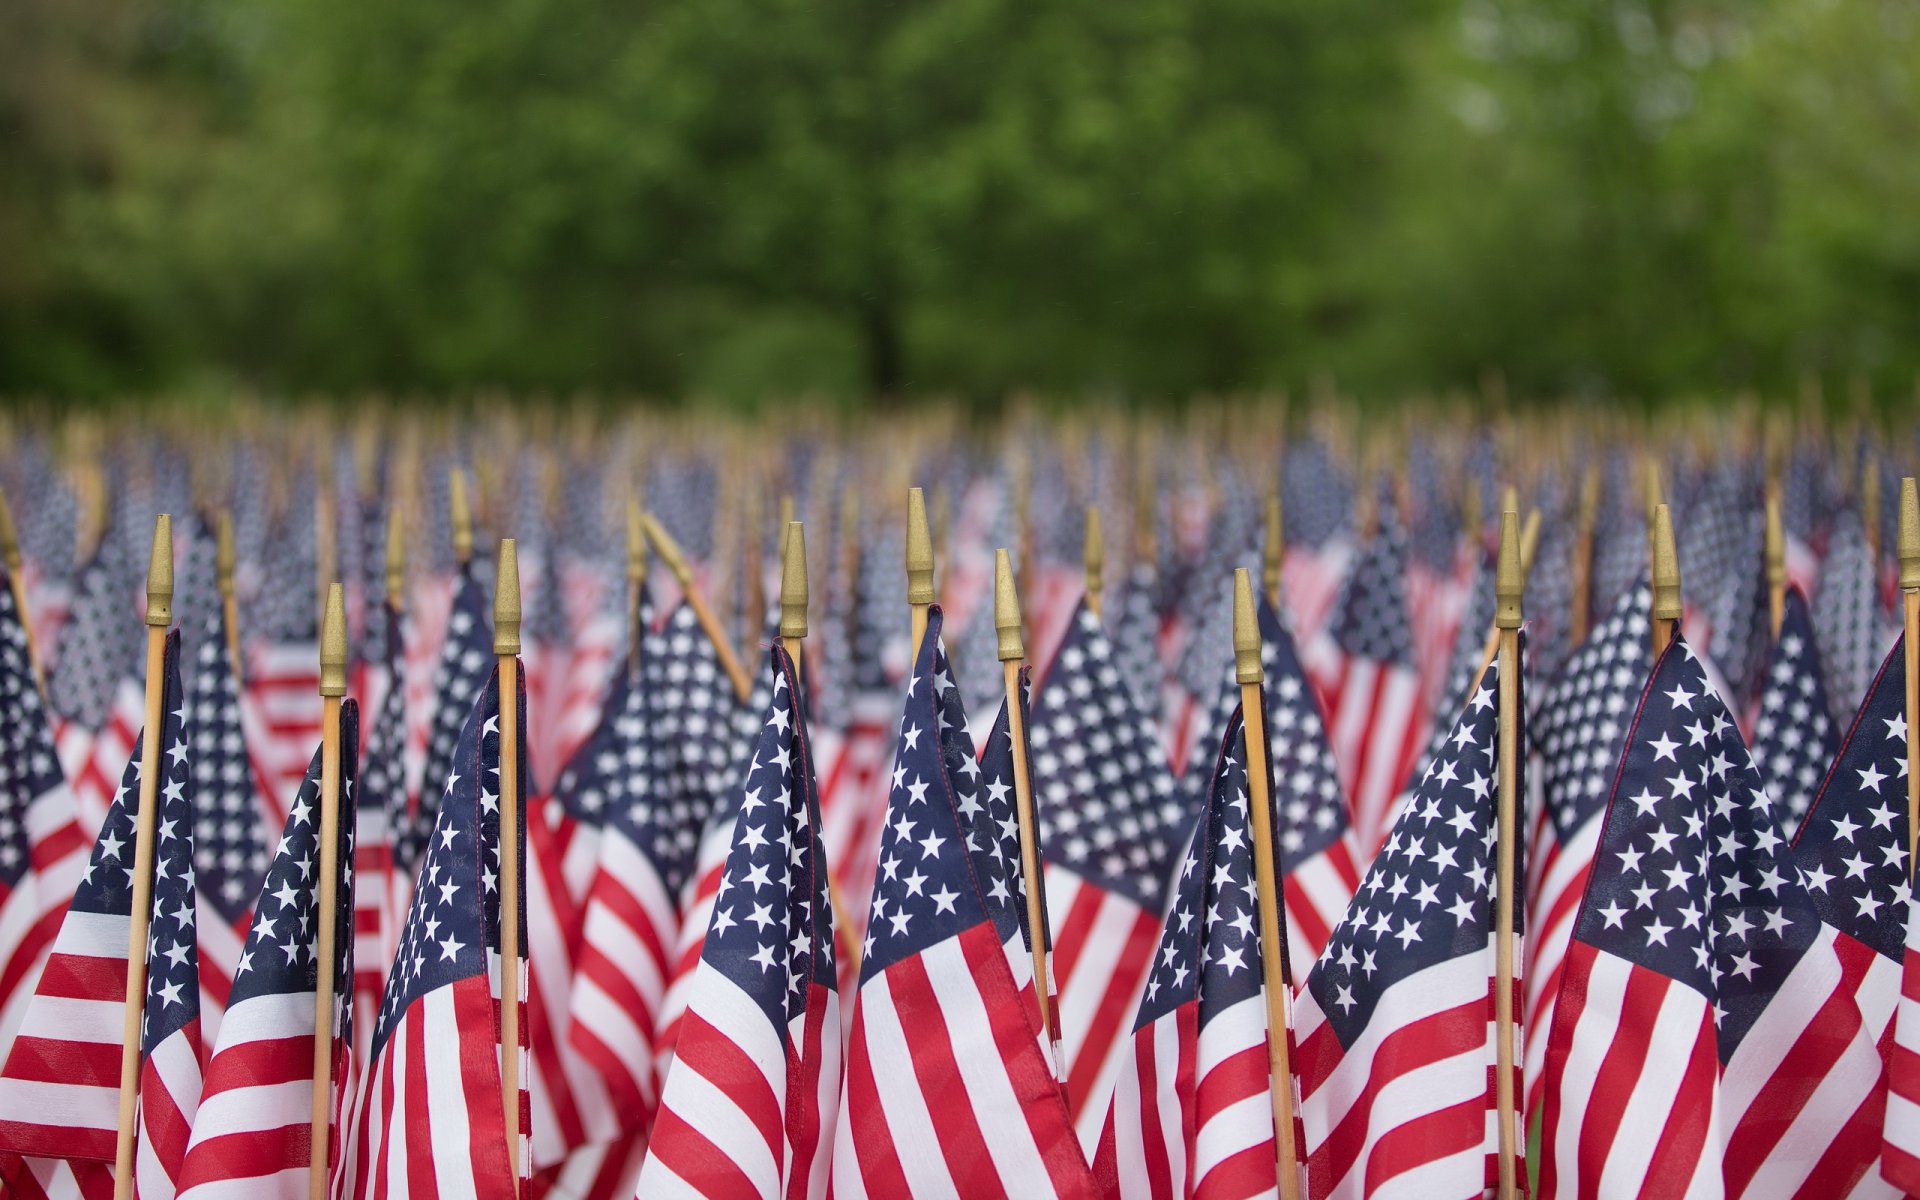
[
  {"x1": 1328, "y1": 502, "x2": 1414, "y2": 668},
  {"x1": 395, "y1": 564, "x2": 493, "y2": 884},
  {"x1": 860, "y1": 607, "x2": 996, "y2": 982},
  {"x1": 552, "y1": 661, "x2": 648, "y2": 832},
  {"x1": 0, "y1": 573, "x2": 65, "y2": 892},
  {"x1": 1305, "y1": 648, "x2": 1519, "y2": 1044},
  {"x1": 372, "y1": 670, "x2": 527, "y2": 1056},
  {"x1": 359, "y1": 601, "x2": 409, "y2": 841},
  {"x1": 230, "y1": 702, "x2": 359, "y2": 1028},
  {"x1": 1534, "y1": 578, "x2": 1652, "y2": 838},
  {"x1": 123, "y1": 633, "x2": 202, "y2": 1055},
  {"x1": 186, "y1": 605, "x2": 270, "y2": 926},
  {"x1": 1030, "y1": 601, "x2": 1187, "y2": 912},
  {"x1": 970, "y1": 668, "x2": 1049, "y2": 956},
  {"x1": 1791, "y1": 635, "x2": 1910, "y2": 964},
  {"x1": 1750, "y1": 587, "x2": 1839, "y2": 832},
  {"x1": 700, "y1": 646, "x2": 835, "y2": 1029},
  {"x1": 647, "y1": 603, "x2": 741, "y2": 847},
  {"x1": 1575, "y1": 634, "x2": 1821, "y2": 1056},
  {"x1": 1133, "y1": 708, "x2": 1270, "y2": 1030}
]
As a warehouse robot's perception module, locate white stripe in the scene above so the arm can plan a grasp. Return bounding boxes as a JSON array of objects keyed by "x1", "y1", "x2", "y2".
[
  {"x1": 1191, "y1": 993, "x2": 1269, "y2": 1185},
  {"x1": 806, "y1": 987, "x2": 841, "y2": 1200},
  {"x1": 1548, "y1": 949, "x2": 1626, "y2": 1189},
  {"x1": 424, "y1": 985, "x2": 479, "y2": 1197},
  {"x1": 856, "y1": 974, "x2": 962, "y2": 1196},
  {"x1": 1107, "y1": 1027, "x2": 1151, "y2": 1200},
  {"x1": 1596, "y1": 983, "x2": 1714, "y2": 1198}
]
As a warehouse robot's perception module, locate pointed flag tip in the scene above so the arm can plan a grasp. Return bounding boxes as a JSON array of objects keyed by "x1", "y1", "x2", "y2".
[
  {"x1": 1495, "y1": 509, "x2": 1523, "y2": 629},
  {"x1": 1652, "y1": 502, "x2": 1682, "y2": 620},
  {"x1": 906, "y1": 486, "x2": 934, "y2": 604},
  {"x1": 321, "y1": 583, "x2": 348, "y2": 695},
  {"x1": 494, "y1": 538, "x2": 521, "y2": 654},
  {"x1": 1900, "y1": 476, "x2": 1919, "y2": 589},
  {"x1": 995, "y1": 547, "x2": 1024, "y2": 661},
  {"x1": 781, "y1": 520, "x2": 808, "y2": 642},
  {"x1": 1233, "y1": 567, "x2": 1262, "y2": 684}
]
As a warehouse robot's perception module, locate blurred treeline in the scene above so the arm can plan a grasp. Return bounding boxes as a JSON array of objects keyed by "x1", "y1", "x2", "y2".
[{"x1": 3, "y1": 0, "x2": 1918, "y2": 404}]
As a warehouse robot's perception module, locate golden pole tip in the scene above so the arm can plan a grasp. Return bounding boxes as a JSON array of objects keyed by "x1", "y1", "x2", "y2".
[
  {"x1": 1495, "y1": 510, "x2": 1524, "y2": 629},
  {"x1": 494, "y1": 539, "x2": 521, "y2": 655},
  {"x1": 146, "y1": 513, "x2": 174, "y2": 626},
  {"x1": 994, "y1": 548, "x2": 1025, "y2": 662},
  {"x1": 1652, "y1": 503, "x2": 1683, "y2": 620},
  {"x1": 626, "y1": 494, "x2": 647, "y2": 584},
  {"x1": 0, "y1": 487, "x2": 18, "y2": 575},
  {"x1": 1519, "y1": 508, "x2": 1542, "y2": 578},
  {"x1": 320, "y1": 583, "x2": 348, "y2": 696},
  {"x1": 1233, "y1": 567, "x2": 1263, "y2": 684},
  {"x1": 1765, "y1": 493, "x2": 1786, "y2": 588},
  {"x1": 1083, "y1": 506, "x2": 1104, "y2": 596},
  {"x1": 1500, "y1": 484, "x2": 1519, "y2": 518},
  {"x1": 906, "y1": 487, "x2": 934, "y2": 605},
  {"x1": 780, "y1": 521, "x2": 809, "y2": 642},
  {"x1": 1899, "y1": 476, "x2": 1920, "y2": 590},
  {"x1": 641, "y1": 513, "x2": 692, "y2": 586},
  {"x1": 215, "y1": 511, "x2": 236, "y2": 598},
  {"x1": 385, "y1": 508, "x2": 406, "y2": 602},
  {"x1": 449, "y1": 468, "x2": 473, "y2": 562}
]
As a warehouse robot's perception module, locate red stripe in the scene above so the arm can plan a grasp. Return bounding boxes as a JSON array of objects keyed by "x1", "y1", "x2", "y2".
[
  {"x1": 1638, "y1": 1010, "x2": 1718, "y2": 1188},
  {"x1": 31, "y1": 950, "x2": 126, "y2": 1001},
  {"x1": 367, "y1": 1030, "x2": 394, "y2": 1200},
  {"x1": 1064, "y1": 907, "x2": 1158, "y2": 1123},
  {"x1": 673, "y1": 1008, "x2": 783, "y2": 1161},
  {"x1": 1195, "y1": 1139, "x2": 1278, "y2": 1200},
  {"x1": 1133, "y1": 1023, "x2": 1173, "y2": 1199},
  {"x1": 1574, "y1": 957, "x2": 1668, "y2": 1190},
  {"x1": 181, "y1": 1122, "x2": 313, "y2": 1185},
  {"x1": 843, "y1": 1002, "x2": 914, "y2": 1196},
  {"x1": 1283, "y1": 875, "x2": 1334, "y2": 960},
  {"x1": 786, "y1": 980, "x2": 830, "y2": 1200},
  {"x1": 1050, "y1": 885, "x2": 1101, "y2": 988},
  {"x1": 139, "y1": 1030, "x2": 200, "y2": 1183},
  {"x1": 1359, "y1": 1093, "x2": 1487, "y2": 1196},
  {"x1": 647, "y1": 1104, "x2": 758, "y2": 1193},
  {"x1": 3, "y1": 1033, "x2": 122, "y2": 1084},
  {"x1": 885, "y1": 951, "x2": 1010, "y2": 1198},
  {"x1": 568, "y1": 1022, "x2": 650, "y2": 1124},
  {"x1": 0, "y1": 907, "x2": 63, "y2": 1011},
  {"x1": 27, "y1": 822, "x2": 88, "y2": 875},
  {"x1": 453, "y1": 974, "x2": 520, "y2": 1189},
  {"x1": 403, "y1": 1010, "x2": 439, "y2": 1200}
]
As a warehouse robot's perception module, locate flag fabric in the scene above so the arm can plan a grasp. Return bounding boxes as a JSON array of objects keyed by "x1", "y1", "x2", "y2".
[
  {"x1": 352, "y1": 599, "x2": 407, "y2": 1061},
  {"x1": 1747, "y1": 585, "x2": 1839, "y2": 832},
  {"x1": 176, "y1": 704, "x2": 358, "y2": 1200},
  {"x1": 49, "y1": 543, "x2": 145, "y2": 837},
  {"x1": 1293, "y1": 645, "x2": 1520, "y2": 1200},
  {"x1": 1303, "y1": 509, "x2": 1426, "y2": 855},
  {"x1": 634, "y1": 644, "x2": 840, "y2": 1199},
  {"x1": 1538, "y1": 632, "x2": 1853, "y2": 1198},
  {"x1": 1090, "y1": 703, "x2": 1284, "y2": 1200},
  {"x1": 0, "y1": 631, "x2": 201, "y2": 1192},
  {"x1": 832, "y1": 605, "x2": 1093, "y2": 1199},
  {"x1": 1029, "y1": 600, "x2": 1189, "y2": 1141},
  {"x1": 0, "y1": 572, "x2": 91, "y2": 1056},
  {"x1": 1815, "y1": 510, "x2": 1893, "y2": 725},
  {"x1": 336, "y1": 667, "x2": 528, "y2": 1199},
  {"x1": 184, "y1": 606, "x2": 272, "y2": 1038}
]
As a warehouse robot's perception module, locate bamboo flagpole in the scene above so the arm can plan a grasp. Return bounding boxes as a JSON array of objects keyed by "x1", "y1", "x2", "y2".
[
  {"x1": 1900, "y1": 477, "x2": 1918, "y2": 880},
  {"x1": 641, "y1": 513, "x2": 753, "y2": 703},
  {"x1": 995, "y1": 549, "x2": 1060, "y2": 1079},
  {"x1": 451, "y1": 467, "x2": 474, "y2": 567},
  {"x1": 495, "y1": 540, "x2": 526, "y2": 1189},
  {"x1": 1263, "y1": 489, "x2": 1283, "y2": 609},
  {"x1": 113, "y1": 514, "x2": 173, "y2": 1200},
  {"x1": 1765, "y1": 489, "x2": 1787, "y2": 637},
  {"x1": 1652, "y1": 503, "x2": 1681, "y2": 658},
  {"x1": 217, "y1": 511, "x2": 242, "y2": 681},
  {"x1": 907, "y1": 487, "x2": 934, "y2": 663},
  {"x1": 386, "y1": 506, "x2": 407, "y2": 618},
  {"x1": 1083, "y1": 507, "x2": 1104, "y2": 619},
  {"x1": 310, "y1": 584, "x2": 347, "y2": 1200},
  {"x1": 1493, "y1": 511, "x2": 1523, "y2": 1200},
  {"x1": 0, "y1": 487, "x2": 38, "y2": 681},
  {"x1": 1468, "y1": 508, "x2": 1541, "y2": 695},
  {"x1": 1234, "y1": 567, "x2": 1301, "y2": 1200}
]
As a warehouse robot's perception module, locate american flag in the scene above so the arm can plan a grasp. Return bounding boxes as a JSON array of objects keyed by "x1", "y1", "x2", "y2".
[
  {"x1": 1294, "y1": 646, "x2": 1519, "y2": 1198},
  {"x1": 1090, "y1": 704, "x2": 1283, "y2": 1200},
  {"x1": 336, "y1": 667, "x2": 529, "y2": 1198},
  {"x1": 1748, "y1": 585, "x2": 1838, "y2": 832},
  {"x1": 0, "y1": 572, "x2": 91, "y2": 1057},
  {"x1": 184, "y1": 604, "x2": 272, "y2": 1038},
  {"x1": 1302, "y1": 507, "x2": 1425, "y2": 855},
  {"x1": 1890, "y1": 862, "x2": 1920, "y2": 1191},
  {"x1": 175, "y1": 705, "x2": 358, "y2": 1199},
  {"x1": 0, "y1": 631, "x2": 201, "y2": 1191},
  {"x1": 1538, "y1": 633, "x2": 1847, "y2": 1196},
  {"x1": 1815, "y1": 510, "x2": 1894, "y2": 725},
  {"x1": 353, "y1": 599, "x2": 406, "y2": 1061},
  {"x1": 635, "y1": 645, "x2": 841, "y2": 1199},
  {"x1": 49, "y1": 542, "x2": 144, "y2": 838},
  {"x1": 1523, "y1": 579, "x2": 1651, "y2": 1115},
  {"x1": 830, "y1": 606, "x2": 1093, "y2": 1199},
  {"x1": 1028, "y1": 601, "x2": 1189, "y2": 1142}
]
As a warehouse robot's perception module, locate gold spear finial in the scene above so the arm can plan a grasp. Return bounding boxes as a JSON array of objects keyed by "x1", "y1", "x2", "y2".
[
  {"x1": 1084, "y1": 506, "x2": 1104, "y2": 602},
  {"x1": 1500, "y1": 484, "x2": 1520, "y2": 519},
  {"x1": 1520, "y1": 509, "x2": 1542, "y2": 579},
  {"x1": 0, "y1": 488, "x2": 20, "y2": 578},
  {"x1": 906, "y1": 487, "x2": 935, "y2": 606},
  {"x1": 1900, "y1": 477, "x2": 1920, "y2": 590},
  {"x1": 1644, "y1": 459, "x2": 1663, "y2": 528},
  {"x1": 146, "y1": 514, "x2": 174, "y2": 627},
  {"x1": 781, "y1": 521, "x2": 808, "y2": 642},
  {"x1": 1233, "y1": 567, "x2": 1263, "y2": 685},
  {"x1": 1262, "y1": 491, "x2": 1283, "y2": 602},
  {"x1": 1496, "y1": 510, "x2": 1524, "y2": 630},
  {"x1": 1865, "y1": 462, "x2": 1883, "y2": 563},
  {"x1": 320, "y1": 583, "x2": 348, "y2": 697},
  {"x1": 1652, "y1": 503, "x2": 1683, "y2": 622},
  {"x1": 641, "y1": 513, "x2": 693, "y2": 586},
  {"x1": 627, "y1": 494, "x2": 648, "y2": 585},
  {"x1": 450, "y1": 468, "x2": 473, "y2": 563},
  {"x1": 215, "y1": 511, "x2": 236, "y2": 600},
  {"x1": 494, "y1": 538, "x2": 521, "y2": 655},
  {"x1": 995, "y1": 548, "x2": 1024, "y2": 662},
  {"x1": 1765, "y1": 492, "x2": 1787, "y2": 592}
]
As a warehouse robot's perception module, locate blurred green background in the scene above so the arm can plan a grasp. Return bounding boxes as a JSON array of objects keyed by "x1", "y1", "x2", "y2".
[{"x1": 4, "y1": 0, "x2": 1917, "y2": 403}]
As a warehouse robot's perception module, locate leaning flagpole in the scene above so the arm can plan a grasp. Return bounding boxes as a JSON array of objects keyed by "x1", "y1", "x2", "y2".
[
  {"x1": 310, "y1": 584, "x2": 347, "y2": 1200},
  {"x1": 495, "y1": 539, "x2": 526, "y2": 1189},
  {"x1": 1493, "y1": 510, "x2": 1524, "y2": 1200},
  {"x1": 641, "y1": 513, "x2": 753, "y2": 703},
  {"x1": 1234, "y1": 566, "x2": 1301, "y2": 1200},
  {"x1": 113, "y1": 514, "x2": 172, "y2": 1200}
]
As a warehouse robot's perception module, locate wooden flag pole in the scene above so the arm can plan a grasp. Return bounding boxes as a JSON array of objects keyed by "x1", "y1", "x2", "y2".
[
  {"x1": 113, "y1": 514, "x2": 173, "y2": 1200},
  {"x1": 1765, "y1": 490, "x2": 1787, "y2": 637},
  {"x1": 1469, "y1": 509, "x2": 1541, "y2": 694},
  {"x1": 451, "y1": 467, "x2": 474, "y2": 567},
  {"x1": 495, "y1": 540, "x2": 525, "y2": 1189},
  {"x1": 1899, "y1": 477, "x2": 1918, "y2": 881},
  {"x1": 996, "y1": 549, "x2": 1059, "y2": 1080},
  {"x1": 0, "y1": 487, "x2": 39, "y2": 681},
  {"x1": 1084, "y1": 507, "x2": 1104, "y2": 619},
  {"x1": 641, "y1": 513, "x2": 753, "y2": 703},
  {"x1": 907, "y1": 487, "x2": 934, "y2": 663},
  {"x1": 310, "y1": 584, "x2": 347, "y2": 1200},
  {"x1": 1493, "y1": 511, "x2": 1524, "y2": 1200},
  {"x1": 217, "y1": 511, "x2": 242, "y2": 682},
  {"x1": 386, "y1": 506, "x2": 407, "y2": 618},
  {"x1": 1652, "y1": 504, "x2": 1681, "y2": 658},
  {"x1": 1234, "y1": 568, "x2": 1301, "y2": 1200},
  {"x1": 1263, "y1": 490, "x2": 1283, "y2": 610},
  {"x1": 1865, "y1": 462, "x2": 1883, "y2": 569},
  {"x1": 627, "y1": 495, "x2": 648, "y2": 677}
]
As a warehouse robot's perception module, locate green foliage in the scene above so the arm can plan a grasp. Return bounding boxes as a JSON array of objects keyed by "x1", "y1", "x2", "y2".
[{"x1": 2, "y1": 0, "x2": 1918, "y2": 403}]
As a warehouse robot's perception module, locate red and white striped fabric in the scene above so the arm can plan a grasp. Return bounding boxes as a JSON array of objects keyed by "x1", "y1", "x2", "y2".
[
  {"x1": 243, "y1": 638, "x2": 322, "y2": 824},
  {"x1": 523, "y1": 804, "x2": 611, "y2": 1172},
  {"x1": 53, "y1": 679, "x2": 141, "y2": 839},
  {"x1": 1405, "y1": 555, "x2": 1473, "y2": 703},
  {"x1": 0, "y1": 903, "x2": 128, "y2": 1165},
  {"x1": 1886, "y1": 889, "x2": 1920, "y2": 1190}
]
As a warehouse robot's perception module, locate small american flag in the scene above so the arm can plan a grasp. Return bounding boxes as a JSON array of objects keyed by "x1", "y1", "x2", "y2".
[
  {"x1": 831, "y1": 606, "x2": 1093, "y2": 1199},
  {"x1": 175, "y1": 704, "x2": 358, "y2": 1199},
  {"x1": 1029, "y1": 601, "x2": 1190, "y2": 1142},
  {"x1": 0, "y1": 631, "x2": 201, "y2": 1191},
  {"x1": 49, "y1": 543, "x2": 144, "y2": 838},
  {"x1": 1091, "y1": 704, "x2": 1283, "y2": 1200},
  {"x1": 1815, "y1": 510, "x2": 1895, "y2": 725},
  {"x1": 337, "y1": 667, "x2": 528, "y2": 1199},
  {"x1": 636, "y1": 645, "x2": 841, "y2": 1198},
  {"x1": 1294, "y1": 646, "x2": 1520, "y2": 1199},
  {"x1": 1748, "y1": 586, "x2": 1839, "y2": 832},
  {"x1": 353, "y1": 599, "x2": 407, "y2": 1061}
]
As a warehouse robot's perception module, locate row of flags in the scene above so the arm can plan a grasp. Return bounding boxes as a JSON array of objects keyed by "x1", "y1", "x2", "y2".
[{"x1": 0, "y1": 422, "x2": 1911, "y2": 1198}]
